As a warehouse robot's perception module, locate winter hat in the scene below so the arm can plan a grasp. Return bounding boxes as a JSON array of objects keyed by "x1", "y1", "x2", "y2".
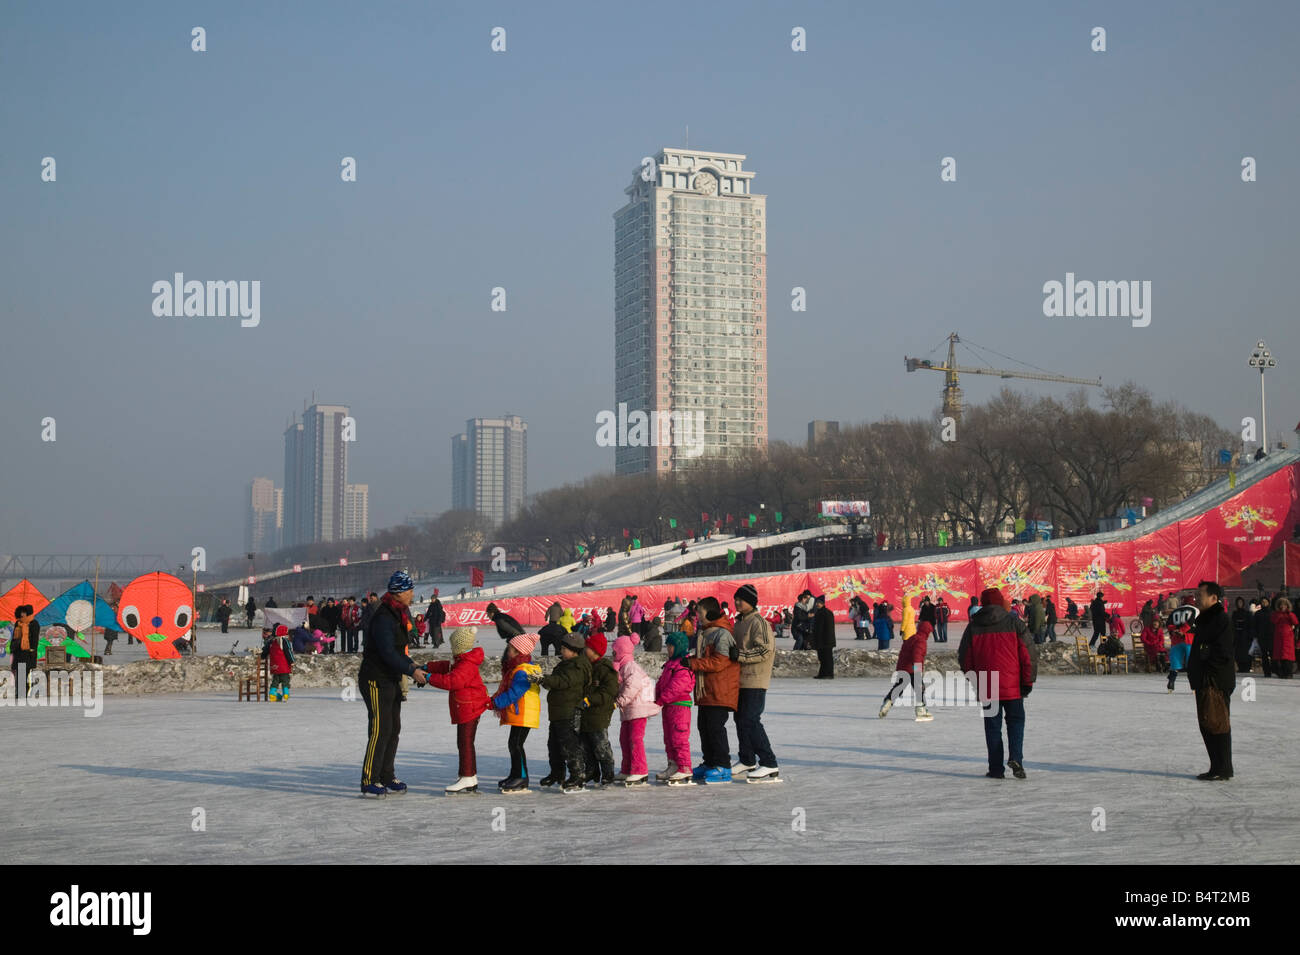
[
  {"x1": 508, "y1": 633, "x2": 538, "y2": 657},
  {"x1": 734, "y1": 583, "x2": 758, "y2": 609},
  {"x1": 561, "y1": 631, "x2": 587, "y2": 652},
  {"x1": 612, "y1": 634, "x2": 638, "y2": 666},
  {"x1": 450, "y1": 627, "x2": 477, "y2": 656},
  {"x1": 586, "y1": 632, "x2": 608, "y2": 657},
  {"x1": 665, "y1": 631, "x2": 690, "y2": 660},
  {"x1": 274, "y1": 624, "x2": 288, "y2": 637},
  {"x1": 387, "y1": 570, "x2": 414, "y2": 594},
  {"x1": 980, "y1": 587, "x2": 1006, "y2": 608}
]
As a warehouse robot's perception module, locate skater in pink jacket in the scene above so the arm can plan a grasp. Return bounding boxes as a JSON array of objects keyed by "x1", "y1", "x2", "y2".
[
  {"x1": 613, "y1": 634, "x2": 661, "y2": 783},
  {"x1": 654, "y1": 632, "x2": 696, "y2": 783}
]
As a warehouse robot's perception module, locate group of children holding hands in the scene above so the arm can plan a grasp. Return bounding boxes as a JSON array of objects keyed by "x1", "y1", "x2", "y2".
[{"x1": 409, "y1": 586, "x2": 780, "y2": 794}]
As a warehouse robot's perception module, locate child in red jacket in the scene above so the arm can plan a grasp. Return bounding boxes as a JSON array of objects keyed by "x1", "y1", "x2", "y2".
[
  {"x1": 879, "y1": 619, "x2": 933, "y2": 721},
  {"x1": 265, "y1": 624, "x2": 295, "y2": 701},
  {"x1": 1139, "y1": 620, "x2": 1166, "y2": 673},
  {"x1": 427, "y1": 627, "x2": 491, "y2": 794}
]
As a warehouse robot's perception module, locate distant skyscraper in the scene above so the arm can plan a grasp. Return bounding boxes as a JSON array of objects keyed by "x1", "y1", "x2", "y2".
[
  {"x1": 451, "y1": 415, "x2": 527, "y2": 526},
  {"x1": 282, "y1": 419, "x2": 304, "y2": 547},
  {"x1": 614, "y1": 147, "x2": 768, "y2": 474},
  {"x1": 246, "y1": 477, "x2": 279, "y2": 553},
  {"x1": 344, "y1": 483, "x2": 369, "y2": 540},
  {"x1": 282, "y1": 403, "x2": 350, "y2": 546},
  {"x1": 808, "y1": 420, "x2": 840, "y2": 448}
]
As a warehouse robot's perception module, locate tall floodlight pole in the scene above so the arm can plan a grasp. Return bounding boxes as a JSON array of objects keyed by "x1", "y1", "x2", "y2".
[{"x1": 1248, "y1": 341, "x2": 1276, "y2": 455}]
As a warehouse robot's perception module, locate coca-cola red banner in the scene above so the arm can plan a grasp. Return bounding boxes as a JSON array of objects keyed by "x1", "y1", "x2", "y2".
[{"x1": 434, "y1": 462, "x2": 1300, "y2": 628}]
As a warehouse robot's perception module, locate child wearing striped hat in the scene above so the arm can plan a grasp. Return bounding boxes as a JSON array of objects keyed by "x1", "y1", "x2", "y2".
[{"x1": 489, "y1": 633, "x2": 543, "y2": 792}]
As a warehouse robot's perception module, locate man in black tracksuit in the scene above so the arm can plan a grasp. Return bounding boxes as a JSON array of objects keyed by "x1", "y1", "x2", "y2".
[
  {"x1": 1188, "y1": 581, "x2": 1236, "y2": 780},
  {"x1": 358, "y1": 574, "x2": 427, "y2": 796}
]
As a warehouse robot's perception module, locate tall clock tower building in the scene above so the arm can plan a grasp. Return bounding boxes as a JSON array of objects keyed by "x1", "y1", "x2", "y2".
[{"x1": 613, "y1": 147, "x2": 768, "y2": 475}]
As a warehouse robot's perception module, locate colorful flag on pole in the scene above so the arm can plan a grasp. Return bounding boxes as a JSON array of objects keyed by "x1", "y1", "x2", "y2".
[
  {"x1": 938, "y1": 529, "x2": 949, "y2": 546},
  {"x1": 1229, "y1": 471, "x2": 1237, "y2": 489},
  {"x1": 669, "y1": 518, "x2": 677, "y2": 529},
  {"x1": 725, "y1": 513, "x2": 733, "y2": 524},
  {"x1": 701, "y1": 512, "x2": 708, "y2": 522},
  {"x1": 1014, "y1": 518, "x2": 1026, "y2": 534},
  {"x1": 632, "y1": 538, "x2": 641, "y2": 549},
  {"x1": 774, "y1": 511, "x2": 782, "y2": 523},
  {"x1": 1218, "y1": 449, "x2": 1232, "y2": 465},
  {"x1": 623, "y1": 528, "x2": 630, "y2": 538},
  {"x1": 576, "y1": 543, "x2": 586, "y2": 555},
  {"x1": 726, "y1": 549, "x2": 737, "y2": 566},
  {"x1": 749, "y1": 513, "x2": 757, "y2": 525},
  {"x1": 744, "y1": 545, "x2": 753, "y2": 565},
  {"x1": 470, "y1": 567, "x2": 484, "y2": 587}
]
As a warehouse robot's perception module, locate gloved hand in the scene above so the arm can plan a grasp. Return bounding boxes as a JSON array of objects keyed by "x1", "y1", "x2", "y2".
[
  {"x1": 1020, "y1": 684, "x2": 1033, "y2": 697},
  {"x1": 527, "y1": 671, "x2": 544, "y2": 684}
]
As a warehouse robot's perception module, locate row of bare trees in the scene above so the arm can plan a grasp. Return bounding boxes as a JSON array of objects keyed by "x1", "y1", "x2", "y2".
[{"x1": 494, "y1": 384, "x2": 1234, "y2": 566}]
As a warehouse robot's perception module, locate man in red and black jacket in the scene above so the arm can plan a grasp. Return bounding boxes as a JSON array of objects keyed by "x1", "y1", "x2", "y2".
[{"x1": 958, "y1": 587, "x2": 1037, "y2": 779}]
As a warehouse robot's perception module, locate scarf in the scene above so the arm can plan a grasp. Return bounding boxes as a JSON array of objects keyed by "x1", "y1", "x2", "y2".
[
  {"x1": 15, "y1": 619, "x2": 31, "y2": 652},
  {"x1": 380, "y1": 591, "x2": 412, "y2": 636}
]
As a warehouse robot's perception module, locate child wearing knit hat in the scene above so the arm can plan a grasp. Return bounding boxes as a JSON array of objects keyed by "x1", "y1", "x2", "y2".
[
  {"x1": 612, "y1": 633, "x2": 661, "y2": 785},
  {"x1": 579, "y1": 632, "x2": 619, "y2": 787},
  {"x1": 539, "y1": 632, "x2": 593, "y2": 792},
  {"x1": 427, "y1": 627, "x2": 492, "y2": 794},
  {"x1": 489, "y1": 633, "x2": 543, "y2": 792},
  {"x1": 654, "y1": 632, "x2": 696, "y2": 783},
  {"x1": 265, "y1": 624, "x2": 295, "y2": 701}
]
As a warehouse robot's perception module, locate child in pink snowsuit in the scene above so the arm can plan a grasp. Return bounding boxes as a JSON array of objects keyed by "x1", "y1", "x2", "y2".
[
  {"x1": 654, "y1": 632, "x2": 696, "y2": 778},
  {"x1": 613, "y1": 634, "x2": 661, "y2": 781}
]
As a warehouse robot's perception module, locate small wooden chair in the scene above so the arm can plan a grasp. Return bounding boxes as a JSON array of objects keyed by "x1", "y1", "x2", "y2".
[
  {"x1": 1129, "y1": 635, "x2": 1147, "y2": 672},
  {"x1": 238, "y1": 653, "x2": 269, "y2": 702},
  {"x1": 1062, "y1": 616, "x2": 1084, "y2": 640},
  {"x1": 1073, "y1": 634, "x2": 1102, "y2": 673}
]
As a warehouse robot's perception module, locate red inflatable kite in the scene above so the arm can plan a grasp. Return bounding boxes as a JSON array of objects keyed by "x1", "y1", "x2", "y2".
[{"x1": 118, "y1": 572, "x2": 194, "y2": 660}]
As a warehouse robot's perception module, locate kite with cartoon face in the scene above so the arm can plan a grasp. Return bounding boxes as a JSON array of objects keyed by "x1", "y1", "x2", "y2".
[{"x1": 118, "y1": 573, "x2": 194, "y2": 660}]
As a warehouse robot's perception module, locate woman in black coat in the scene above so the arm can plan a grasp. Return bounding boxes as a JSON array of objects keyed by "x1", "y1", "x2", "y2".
[
  {"x1": 8, "y1": 605, "x2": 40, "y2": 689},
  {"x1": 1188, "y1": 583, "x2": 1237, "y2": 780},
  {"x1": 812, "y1": 595, "x2": 837, "y2": 679}
]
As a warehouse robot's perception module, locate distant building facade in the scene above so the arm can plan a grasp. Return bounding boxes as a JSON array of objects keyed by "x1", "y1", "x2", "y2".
[{"x1": 451, "y1": 415, "x2": 527, "y2": 526}]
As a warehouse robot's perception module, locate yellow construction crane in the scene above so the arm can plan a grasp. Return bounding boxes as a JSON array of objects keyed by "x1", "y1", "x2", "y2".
[{"x1": 904, "y1": 332, "x2": 1102, "y2": 421}]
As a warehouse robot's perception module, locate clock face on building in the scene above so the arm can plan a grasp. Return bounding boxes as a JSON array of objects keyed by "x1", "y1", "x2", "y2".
[{"x1": 694, "y1": 171, "x2": 717, "y2": 195}]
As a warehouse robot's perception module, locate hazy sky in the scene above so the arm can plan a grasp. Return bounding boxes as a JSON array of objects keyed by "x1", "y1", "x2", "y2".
[{"x1": 2, "y1": 0, "x2": 1297, "y2": 568}]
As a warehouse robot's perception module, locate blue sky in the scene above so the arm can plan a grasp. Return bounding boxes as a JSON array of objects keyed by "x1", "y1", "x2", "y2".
[{"x1": 1, "y1": 0, "x2": 1297, "y2": 565}]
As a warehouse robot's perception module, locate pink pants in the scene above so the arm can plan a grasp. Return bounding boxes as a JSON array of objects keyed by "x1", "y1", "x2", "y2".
[
  {"x1": 620, "y1": 717, "x2": 648, "y2": 775},
  {"x1": 661, "y1": 705, "x2": 693, "y2": 770}
]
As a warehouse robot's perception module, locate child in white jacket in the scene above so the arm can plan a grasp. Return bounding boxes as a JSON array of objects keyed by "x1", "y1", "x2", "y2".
[{"x1": 612, "y1": 634, "x2": 661, "y2": 785}]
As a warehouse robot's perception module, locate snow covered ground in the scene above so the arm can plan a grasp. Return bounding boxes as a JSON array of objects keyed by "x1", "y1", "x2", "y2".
[{"x1": 3, "y1": 671, "x2": 1296, "y2": 865}]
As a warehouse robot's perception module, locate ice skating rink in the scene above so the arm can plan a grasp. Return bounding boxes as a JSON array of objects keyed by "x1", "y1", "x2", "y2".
[{"x1": 3, "y1": 673, "x2": 1296, "y2": 864}]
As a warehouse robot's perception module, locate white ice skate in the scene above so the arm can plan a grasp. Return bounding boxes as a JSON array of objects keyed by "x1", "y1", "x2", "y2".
[
  {"x1": 445, "y1": 775, "x2": 479, "y2": 795},
  {"x1": 655, "y1": 762, "x2": 677, "y2": 781},
  {"x1": 623, "y1": 774, "x2": 649, "y2": 787},
  {"x1": 665, "y1": 770, "x2": 693, "y2": 786},
  {"x1": 731, "y1": 761, "x2": 757, "y2": 776},
  {"x1": 878, "y1": 698, "x2": 893, "y2": 718},
  {"x1": 746, "y1": 765, "x2": 782, "y2": 784},
  {"x1": 914, "y1": 705, "x2": 934, "y2": 722}
]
